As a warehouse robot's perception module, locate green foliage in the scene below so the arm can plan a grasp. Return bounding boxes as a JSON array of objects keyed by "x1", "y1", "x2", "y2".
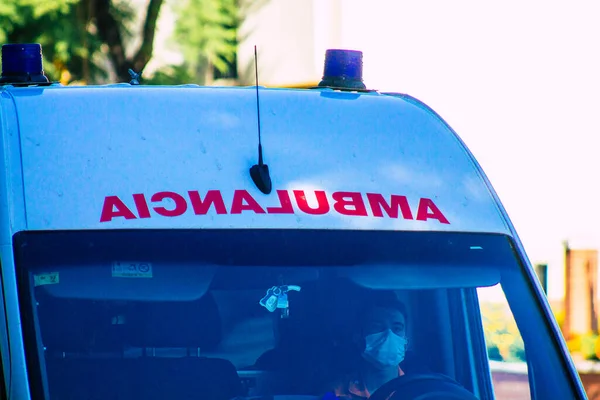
[
  {"x1": 554, "y1": 308, "x2": 565, "y2": 331},
  {"x1": 143, "y1": 64, "x2": 194, "y2": 85},
  {"x1": 569, "y1": 333, "x2": 600, "y2": 361},
  {"x1": 0, "y1": 0, "x2": 135, "y2": 83},
  {"x1": 567, "y1": 334, "x2": 582, "y2": 354},
  {"x1": 486, "y1": 342, "x2": 503, "y2": 362},
  {"x1": 0, "y1": 0, "x2": 76, "y2": 37},
  {"x1": 0, "y1": 0, "x2": 78, "y2": 81},
  {"x1": 0, "y1": 0, "x2": 242, "y2": 85},
  {"x1": 581, "y1": 334, "x2": 599, "y2": 360},
  {"x1": 480, "y1": 302, "x2": 526, "y2": 363},
  {"x1": 170, "y1": 0, "x2": 239, "y2": 83}
]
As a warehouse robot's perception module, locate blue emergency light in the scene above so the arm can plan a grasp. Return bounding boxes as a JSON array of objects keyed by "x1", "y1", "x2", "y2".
[
  {"x1": 0, "y1": 43, "x2": 49, "y2": 85},
  {"x1": 318, "y1": 49, "x2": 366, "y2": 90}
]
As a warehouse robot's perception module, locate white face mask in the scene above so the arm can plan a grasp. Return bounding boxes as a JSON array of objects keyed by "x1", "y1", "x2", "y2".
[{"x1": 362, "y1": 329, "x2": 408, "y2": 370}]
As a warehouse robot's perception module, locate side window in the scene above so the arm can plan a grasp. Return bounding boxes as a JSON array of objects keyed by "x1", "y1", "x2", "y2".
[{"x1": 478, "y1": 284, "x2": 531, "y2": 400}]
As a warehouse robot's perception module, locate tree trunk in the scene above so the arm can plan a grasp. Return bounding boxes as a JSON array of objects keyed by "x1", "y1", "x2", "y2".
[
  {"x1": 77, "y1": 1, "x2": 91, "y2": 84},
  {"x1": 93, "y1": 0, "x2": 164, "y2": 83}
]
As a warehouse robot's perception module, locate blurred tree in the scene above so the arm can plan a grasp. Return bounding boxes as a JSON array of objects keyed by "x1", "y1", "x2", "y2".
[
  {"x1": 146, "y1": 0, "x2": 239, "y2": 85},
  {"x1": 0, "y1": 0, "x2": 78, "y2": 82},
  {"x1": 177, "y1": 0, "x2": 238, "y2": 84},
  {"x1": 580, "y1": 334, "x2": 599, "y2": 360},
  {"x1": 481, "y1": 302, "x2": 526, "y2": 362},
  {"x1": 94, "y1": 0, "x2": 164, "y2": 82},
  {"x1": 0, "y1": 0, "x2": 164, "y2": 84}
]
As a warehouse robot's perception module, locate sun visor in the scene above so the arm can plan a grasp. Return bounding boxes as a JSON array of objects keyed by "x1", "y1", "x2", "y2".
[
  {"x1": 33, "y1": 262, "x2": 216, "y2": 301},
  {"x1": 338, "y1": 264, "x2": 501, "y2": 289}
]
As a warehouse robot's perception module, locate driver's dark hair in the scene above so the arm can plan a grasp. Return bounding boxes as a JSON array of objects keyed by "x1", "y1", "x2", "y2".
[{"x1": 358, "y1": 290, "x2": 407, "y2": 321}]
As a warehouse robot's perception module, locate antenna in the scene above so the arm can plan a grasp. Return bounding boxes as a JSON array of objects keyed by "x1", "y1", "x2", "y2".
[
  {"x1": 255, "y1": 46, "x2": 263, "y2": 165},
  {"x1": 249, "y1": 45, "x2": 272, "y2": 194}
]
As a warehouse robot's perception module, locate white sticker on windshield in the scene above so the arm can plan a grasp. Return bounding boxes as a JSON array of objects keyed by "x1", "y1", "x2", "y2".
[
  {"x1": 111, "y1": 262, "x2": 153, "y2": 278},
  {"x1": 34, "y1": 272, "x2": 59, "y2": 286}
]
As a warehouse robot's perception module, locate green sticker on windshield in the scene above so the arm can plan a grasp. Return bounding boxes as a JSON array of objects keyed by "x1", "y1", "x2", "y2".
[{"x1": 34, "y1": 272, "x2": 59, "y2": 286}]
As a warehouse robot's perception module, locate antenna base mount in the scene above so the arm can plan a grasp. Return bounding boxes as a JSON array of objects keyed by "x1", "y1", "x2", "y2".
[{"x1": 250, "y1": 163, "x2": 272, "y2": 195}]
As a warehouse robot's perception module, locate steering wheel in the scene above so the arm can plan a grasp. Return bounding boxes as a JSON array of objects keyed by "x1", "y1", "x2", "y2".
[{"x1": 368, "y1": 373, "x2": 480, "y2": 400}]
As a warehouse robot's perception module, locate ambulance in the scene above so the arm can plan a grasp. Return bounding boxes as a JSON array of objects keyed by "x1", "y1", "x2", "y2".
[{"x1": 0, "y1": 43, "x2": 587, "y2": 400}]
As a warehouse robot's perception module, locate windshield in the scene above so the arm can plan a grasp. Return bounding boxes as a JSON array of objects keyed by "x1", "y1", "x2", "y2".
[{"x1": 15, "y1": 230, "x2": 579, "y2": 400}]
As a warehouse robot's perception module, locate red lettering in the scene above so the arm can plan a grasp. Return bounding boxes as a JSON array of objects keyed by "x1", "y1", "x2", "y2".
[
  {"x1": 294, "y1": 190, "x2": 330, "y2": 215},
  {"x1": 266, "y1": 190, "x2": 294, "y2": 214},
  {"x1": 151, "y1": 191, "x2": 188, "y2": 217},
  {"x1": 100, "y1": 190, "x2": 449, "y2": 224},
  {"x1": 416, "y1": 198, "x2": 450, "y2": 224},
  {"x1": 332, "y1": 192, "x2": 368, "y2": 216},
  {"x1": 133, "y1": 193, "x2": 151, "y2": 218},
  {"x1": 367, "y1": 193, "x2": 413, "y2": 219},
  {"x1": 188, "y1": 190, "x2": 227, "y2": 215},
  {"x1": 100, "y1": 196, "x2": 136, "y2": 222},
  {"x1": 231, "y1": 190, "x2": 266, "y2": 214}
]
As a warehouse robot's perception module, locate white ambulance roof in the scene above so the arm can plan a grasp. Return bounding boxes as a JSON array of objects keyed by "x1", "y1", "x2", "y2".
[{"x1": 2, "y1": 84, "x2": 510, "y2": 235}]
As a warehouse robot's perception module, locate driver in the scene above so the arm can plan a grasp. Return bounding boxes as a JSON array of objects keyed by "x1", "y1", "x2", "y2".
[{"x1": 323, "y1": 290, "x2": 413, "y2": 399}]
